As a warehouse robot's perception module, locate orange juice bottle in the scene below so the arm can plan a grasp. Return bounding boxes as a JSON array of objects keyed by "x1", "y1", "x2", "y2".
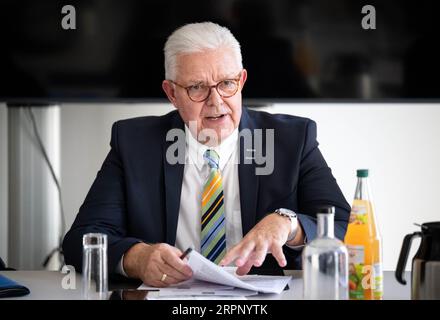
[{"x1": 344, "y1": 169, "x2": 383, "y2": 300}]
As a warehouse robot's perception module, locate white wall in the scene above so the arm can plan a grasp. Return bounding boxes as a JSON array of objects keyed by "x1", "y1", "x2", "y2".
[
  {"x1": 0, "y1": 104, "x2": 7, "y2": 264},
  {"x1": 60, "y1": 102, "x2": 440, "y2": 271}
]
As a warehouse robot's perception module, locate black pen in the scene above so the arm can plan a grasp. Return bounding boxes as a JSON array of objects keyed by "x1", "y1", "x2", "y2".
[{"x1": 180, "y1": 247, "x2": 193, "y2": 259}]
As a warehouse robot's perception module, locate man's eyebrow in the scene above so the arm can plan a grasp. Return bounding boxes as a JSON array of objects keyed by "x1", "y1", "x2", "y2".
[
  {"x1": 217, "y1": 73, "x2": 240, "y2": 81},
  {"x1": 186, "y1": 74, "x2": 238, "y2": 84},
  {"x1": 186, "y1": 79, "x2": 205, "y2": 85}
]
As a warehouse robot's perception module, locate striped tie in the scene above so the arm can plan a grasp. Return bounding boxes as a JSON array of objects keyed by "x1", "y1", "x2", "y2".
[{"x1": 201, "y1": 149, "x2": 226, "y2": 264}]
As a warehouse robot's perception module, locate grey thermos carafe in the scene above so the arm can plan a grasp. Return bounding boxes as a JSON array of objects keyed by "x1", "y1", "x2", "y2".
[{"x1": 395, "y1": 222, "x2": 440, "y2": 300}]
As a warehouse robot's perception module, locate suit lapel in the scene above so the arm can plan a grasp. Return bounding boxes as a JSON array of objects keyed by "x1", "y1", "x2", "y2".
[
  {"x1": 238, "y1": 108, "x2": 259, "y2": 235},
  {"x1": 162, "y1": 112, "x2": 185, "y2": 245}
]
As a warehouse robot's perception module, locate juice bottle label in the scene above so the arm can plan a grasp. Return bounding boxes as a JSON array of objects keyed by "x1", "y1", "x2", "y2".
[
  {"x1": 349, "y1": 204, "x2": 368, "y2": 225},
  {"x1": 373, "y1": 263, "x2": 384, "y2": 299},
  {"x1": 347, "y1": 245, "x2": 366, "y2": 299}
]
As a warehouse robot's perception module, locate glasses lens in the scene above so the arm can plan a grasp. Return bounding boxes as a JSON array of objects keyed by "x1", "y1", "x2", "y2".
[
  {"x1": 218, "y1": 80, "x2": 238, "y2": 97},
  {"x1": 188, "y1": 85, "x2": 209, "y2": 102},
  {"x1": 218, "y1": 80, "x2": 238, "y2": 95}
]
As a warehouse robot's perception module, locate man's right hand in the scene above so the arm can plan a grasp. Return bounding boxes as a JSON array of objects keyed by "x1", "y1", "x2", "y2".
[{"x1": 123, "y1": 242, "x2": 193, "y2": 287}]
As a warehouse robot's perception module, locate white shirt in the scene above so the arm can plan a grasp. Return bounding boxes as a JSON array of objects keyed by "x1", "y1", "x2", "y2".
[{"x1": 117, "y1": 126, "x2": 243, "y2": 275}]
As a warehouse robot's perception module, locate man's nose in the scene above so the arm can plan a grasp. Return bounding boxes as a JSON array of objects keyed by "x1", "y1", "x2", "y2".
[{"x1": 206, "y1": 86, "x2": 223, "y2": 108}]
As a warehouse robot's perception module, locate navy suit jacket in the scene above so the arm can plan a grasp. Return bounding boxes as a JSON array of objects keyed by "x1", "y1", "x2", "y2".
[{"x1": 63, "y1": 107, "x2": 350, "y2": 274}]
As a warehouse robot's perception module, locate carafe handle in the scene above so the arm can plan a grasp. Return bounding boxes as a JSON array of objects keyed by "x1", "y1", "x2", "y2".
[{"x1": 395, "y1": 231, "x2": 422, "y2": 285}]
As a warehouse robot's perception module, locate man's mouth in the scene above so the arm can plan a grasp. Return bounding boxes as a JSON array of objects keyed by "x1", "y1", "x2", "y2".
[{"x1": 205, "y1": 114, "x2": 226, "y2": 120}]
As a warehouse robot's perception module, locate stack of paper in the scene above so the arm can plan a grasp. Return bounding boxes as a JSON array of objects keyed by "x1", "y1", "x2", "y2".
[{"x1": 138, "y1": 249, "x2": 291, "y2": 298}]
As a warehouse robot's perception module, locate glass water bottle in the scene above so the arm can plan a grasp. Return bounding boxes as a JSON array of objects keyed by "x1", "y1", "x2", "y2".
[{"x1": 302, "y1": 206, "x2": 348, "y2": 300}]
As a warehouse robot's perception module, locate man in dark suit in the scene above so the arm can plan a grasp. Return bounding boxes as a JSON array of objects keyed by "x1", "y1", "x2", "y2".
[{"x1": 63, "y1": 22, "x2": 350, "y2": 287}]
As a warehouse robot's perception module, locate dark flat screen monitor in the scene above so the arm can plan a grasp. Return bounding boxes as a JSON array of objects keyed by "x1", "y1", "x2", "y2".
[{"x1": 1, "y1": 0, "x2": 439, "y2": 103}]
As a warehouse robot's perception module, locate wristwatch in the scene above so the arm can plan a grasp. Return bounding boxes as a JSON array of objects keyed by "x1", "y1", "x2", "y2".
[{"x1": 274, "y1": 208, "x2": 298, "y2": 242}]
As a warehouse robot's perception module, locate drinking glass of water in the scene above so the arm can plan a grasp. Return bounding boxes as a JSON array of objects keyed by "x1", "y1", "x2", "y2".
[{"x1": 82, "y1": 233, "x2": 108, "y2": 300}]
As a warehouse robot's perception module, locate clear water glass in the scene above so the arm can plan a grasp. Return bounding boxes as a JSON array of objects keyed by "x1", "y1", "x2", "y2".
[{"x1": 82, "y1": 233, "x2": 108, "y2": 300}]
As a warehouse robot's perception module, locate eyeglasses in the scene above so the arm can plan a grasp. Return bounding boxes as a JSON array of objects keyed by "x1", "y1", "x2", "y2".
[{"x1": 169, "y1": 72, "x2": 242, "y2": 102}]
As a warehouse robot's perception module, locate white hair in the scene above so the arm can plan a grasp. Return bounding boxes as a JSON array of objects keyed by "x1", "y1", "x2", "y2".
[{"x1": 164, "y1": 22, "x2": 243, "y2": 80}]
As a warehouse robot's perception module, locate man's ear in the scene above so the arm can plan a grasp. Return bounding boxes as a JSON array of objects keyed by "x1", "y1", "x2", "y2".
[
  {"x1": 240, "y1": 69, "x2": 248, "y2": 89},
  {"x1": 162, "y1": 80, "x2": 178, "y2": 108}
]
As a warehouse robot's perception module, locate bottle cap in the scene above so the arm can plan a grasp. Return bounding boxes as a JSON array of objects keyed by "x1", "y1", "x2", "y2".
[
  {"x1": 317, "y1": 206, "x2": 335, "y2": 214},
  {"x1": 357, "y1": 169, "x2": 369, "y2": 177}
]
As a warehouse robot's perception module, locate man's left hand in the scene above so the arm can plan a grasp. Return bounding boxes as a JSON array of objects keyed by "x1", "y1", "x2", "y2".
[{"x1": 219, "y1": 213, "x2": 303, "y2": 275}]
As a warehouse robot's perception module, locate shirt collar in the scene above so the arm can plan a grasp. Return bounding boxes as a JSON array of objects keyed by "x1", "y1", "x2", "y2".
[{"x1": 185, "y1": 126, "x2": 238, "y2": 171}]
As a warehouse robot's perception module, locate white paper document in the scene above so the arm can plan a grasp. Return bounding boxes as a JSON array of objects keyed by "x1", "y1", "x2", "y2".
[
  {"x1": 147, "y1": 291, "x2": 248, "y2": 300},
  {"x1": 138, "y1": 249, "x2": 291, "y2": 296}
]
